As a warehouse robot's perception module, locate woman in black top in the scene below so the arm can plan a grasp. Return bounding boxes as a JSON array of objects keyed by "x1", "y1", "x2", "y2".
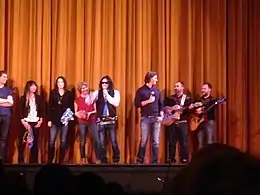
[
  {"x1": 18, "y1": 80, "x2": 44, "y2": 164},
  {"x1": 48, "y1": 76, "x2": 74, "y2": 164}
]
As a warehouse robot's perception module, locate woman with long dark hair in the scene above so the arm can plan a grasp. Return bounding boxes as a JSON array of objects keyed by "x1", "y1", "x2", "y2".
[
  {"x1": 48, "y1": 76, "x2": 74, "y2": 164},
  {"x1": 18, "y1": 80, "x2": 44, "y2": 164}
]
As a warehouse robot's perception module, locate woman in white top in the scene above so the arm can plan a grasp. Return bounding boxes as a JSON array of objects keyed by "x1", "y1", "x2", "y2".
[{"x1": 18, "y1": 80, "x2": 44, "y2": 164}]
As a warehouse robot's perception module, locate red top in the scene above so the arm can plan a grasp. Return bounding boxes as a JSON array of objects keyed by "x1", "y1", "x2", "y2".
[{"x1": 75, "y1": 97, "x2": 96, "y2": 123}]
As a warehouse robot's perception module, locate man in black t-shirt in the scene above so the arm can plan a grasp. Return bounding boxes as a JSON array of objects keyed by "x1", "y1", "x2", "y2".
[
  {"x1": 164, "y1": 81, "x2": 193, "y2": 164},
  {"x1": 193, "y1": 82, "x2": 215, "y2": 150}
]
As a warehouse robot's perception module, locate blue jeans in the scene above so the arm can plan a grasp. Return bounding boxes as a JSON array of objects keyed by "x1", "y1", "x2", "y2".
[
  {"x1": 48, "y1": 124, "x2": 68, "y2": 163},
  {"x1": 166, "y1": 122, "x2": 189, "y2": 162},
  {"x1": 137, "y1": 116, "x2": 161, "y2": 164},
  {"x1": 18, "y1": 122, "x2": 39, "y2": 163},
  {"x1": 197, "y1": 120, "x2": 215, "y2": 150},
  {"x1": 78, "y1": 122, "x2": 101, "y2": 159},
  {"x1": 0, "y1": 115, "x2": 10, "y2": 162},
  {"x1": 98, "y1": 123, "x2": 120, "y2": 163}
]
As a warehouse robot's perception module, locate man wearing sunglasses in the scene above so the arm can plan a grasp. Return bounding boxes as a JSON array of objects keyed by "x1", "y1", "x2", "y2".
[{"x1": 92, "y1": 75, "x2": 120, "y2": 164}]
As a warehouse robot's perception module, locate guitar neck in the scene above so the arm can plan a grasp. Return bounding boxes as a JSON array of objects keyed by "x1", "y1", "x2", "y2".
[{"x1": 202, "y1": 98, "x2": 225, "y2": 115}]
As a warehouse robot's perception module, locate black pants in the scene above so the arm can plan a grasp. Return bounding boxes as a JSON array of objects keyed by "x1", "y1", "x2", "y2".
[
  {"x1": 166, "y1": 121, "x2": 189, "y2": 162},
  {"x1": 18, "y1": 122, "x2": 38, "y2": 163},
  {"x1": 98, "y1": 123, "x2": 120, "y2": 163},
  {"x1": 0, "y1": 115, "x2": 11, "y2": 162}
]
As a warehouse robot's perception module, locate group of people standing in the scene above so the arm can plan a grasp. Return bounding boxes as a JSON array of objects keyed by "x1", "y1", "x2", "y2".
[
  {"x1": 0, "y1": 70, "x2": 217, "y2": 165},
  {"x1": 134, "y1": 72, "x2": 217, "y2": 164}
]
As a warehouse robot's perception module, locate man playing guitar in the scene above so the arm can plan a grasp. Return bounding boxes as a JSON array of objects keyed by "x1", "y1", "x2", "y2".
[
  {"x1": 164, "y1": 81, "x2": 193, "y2": 164},
  {"x1": 190, "y1": 82, "x2": 216, "y2": 150}
]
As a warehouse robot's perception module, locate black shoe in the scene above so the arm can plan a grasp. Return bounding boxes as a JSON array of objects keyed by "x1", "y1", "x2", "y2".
[
  {"x1": 167, "y1": 159, "x2": 176, "y2": 165},
  {"x1": 151, "y1": 161, "x2": 158, "y2": 164},
  {"x1": 180, "y1": 159, "x2": 188, "y2": 164},
  {"x1": 19, "y1": 160, "x2": 25, "y2": 164},
  {"x1": 113, "y1": 162, "x2": 119, "y2": 165}
]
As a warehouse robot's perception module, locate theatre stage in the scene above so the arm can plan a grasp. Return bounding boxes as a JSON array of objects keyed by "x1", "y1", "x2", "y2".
[{"x1": 4, "y1": 164, "x2": 184, "y2": 193}]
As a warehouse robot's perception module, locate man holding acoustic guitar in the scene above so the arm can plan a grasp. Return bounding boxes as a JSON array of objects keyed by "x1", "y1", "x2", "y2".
[
  {"x1": 189, "y1": 82, "x2": 218, "y2": 150},
  {"x1": 163, "y1": 81, "x2": 196, "y2": 164}
]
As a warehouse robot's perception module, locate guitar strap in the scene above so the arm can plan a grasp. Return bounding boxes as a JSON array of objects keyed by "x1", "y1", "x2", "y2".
[{"x1": 180, "y1": 94, "x2": 186, "y2": 106}]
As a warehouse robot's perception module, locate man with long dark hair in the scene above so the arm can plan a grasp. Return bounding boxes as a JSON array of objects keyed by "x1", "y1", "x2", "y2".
[
  {"x1": 92, "y1": 75, "x2": 120, "y2": 164},
  {"x1": 0, "y1": 70, "x2": 13, "y2": 162},
  {"x1": 134, "y1": 71, "x2": 164, "y2": 164}
]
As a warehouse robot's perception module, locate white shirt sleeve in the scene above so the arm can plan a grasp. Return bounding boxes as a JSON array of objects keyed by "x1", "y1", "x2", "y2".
[
  {"x1": 106, "y1": 89, "x2": 120, "y2": 107},
  {"x1": 89, "y1": 90, "x2": 99, "y2": 104},
  {"x1": 7, "y1": 95, "x2": 14, "y2": 105}
]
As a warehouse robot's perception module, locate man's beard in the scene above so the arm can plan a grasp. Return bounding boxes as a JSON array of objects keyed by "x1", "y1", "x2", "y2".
[{"x1": 201, "y1": 92, "x2": 208, "y2": 97}]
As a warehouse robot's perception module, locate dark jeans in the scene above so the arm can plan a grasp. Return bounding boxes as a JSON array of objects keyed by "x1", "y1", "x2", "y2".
[
  {"x1": 137, "y1": 117, "x2": 161, "y2": 164},
  {"x1": 48, "y1": 124, "x2": 68, "y2": 163},
  {"x1": 166, "y1": 121, "x2": 189, "y2": 162},
  {"x1": 197, "y1": 120, "x2": 215, "y2": 150},
  {"x1": 78, "y1": 122, "x2": 101, "y2": 159},
  {"x1": 18, "y1": 122, "x2": 38, "y2": 163},
  {"x1": 0, "y1": 115, "x2": 11, "y2": 162},
  {"x1": 98, "y1": 123, "x2": 120, "y2": 163}
]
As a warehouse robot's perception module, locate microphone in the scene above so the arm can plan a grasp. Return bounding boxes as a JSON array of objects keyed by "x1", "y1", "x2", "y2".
[
  {"x1": 103, "y1": 89, "x2": 108, "y2": 100},
  {"x1": 151, "y1": 91, "x2": 155, "y2": 96}
]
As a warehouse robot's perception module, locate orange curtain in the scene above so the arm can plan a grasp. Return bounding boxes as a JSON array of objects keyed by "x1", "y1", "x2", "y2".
[
  {"x1": 0, "y1": 0, "x2": 259, "y2": 164},
  {"x1": 227, "y1": 0, "x2": 260, "y2": 156}
]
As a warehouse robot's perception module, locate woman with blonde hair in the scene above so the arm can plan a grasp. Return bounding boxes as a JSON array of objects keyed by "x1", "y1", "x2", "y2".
[{"x1": 75, "y1": 82, "x2": 100, "y2": 164}]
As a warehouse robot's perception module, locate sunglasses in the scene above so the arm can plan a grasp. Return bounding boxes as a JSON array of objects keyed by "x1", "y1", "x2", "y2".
[{"x1": 102, "y1": 82, "x2": 108, "y2": 84}]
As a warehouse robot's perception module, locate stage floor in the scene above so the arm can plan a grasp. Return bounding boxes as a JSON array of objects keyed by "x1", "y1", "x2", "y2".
[{"x1": 4, "y1": 164, "x2": 185, "y2": 193}]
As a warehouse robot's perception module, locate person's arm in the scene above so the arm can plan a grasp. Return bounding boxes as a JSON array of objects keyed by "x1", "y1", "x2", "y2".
[
  {"x1": 0, "y1": 88, "x2": 13, "y2": 107},
  {"x1": 35, "y1": 95, "x2": 44, "y2": 128},
  {"x1": 91, "y1": 90, "x2": 99, "y2": 103},
  {"x1": 164, "y1": 97, "x2": 179, "y2": 113},
  {"x1": 20, "y1": 96, "x2": 26, "y2": 120},
  {"x1": 89, "y1": 103, "x2": 97, "y2": 115},
  {"x1": 134, "y1": 89, "x2": 142, "y2": 108},
  {"x1": 86, "y1": 103, "x2": 97, "y2": 119},
  {"x1": 20, "y1": 96, "x2": 30, "y2": 130},
  {"x1": 48, "y1": 90, "x2": 54, "y2": 125},
  {"x1": 134, "y1": 89, "x2": 153, "y2": 108},
  {"x1": 69, "y1": 91, "x2": 75, "y2": 112},
  {"x1": 74, "y1": 101, "x2": 82, "y2": 118},
  {"x1": 106, "y1": 90, "x2": 120, "y2": 107},
  {"x1": 38, "y1": 95, "x2": 44, "y2": 120},
  {"x1": 158, "y1": 92, "x2": 164, "y2": 118}
]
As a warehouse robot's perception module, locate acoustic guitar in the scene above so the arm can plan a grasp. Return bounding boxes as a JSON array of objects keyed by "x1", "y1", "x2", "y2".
[
  {"x1": 189, "y1": 96, "x2": 226, "y2": 131},
  {"x1": 162, "y1": 102, "x2": 203, "y2": 126}
]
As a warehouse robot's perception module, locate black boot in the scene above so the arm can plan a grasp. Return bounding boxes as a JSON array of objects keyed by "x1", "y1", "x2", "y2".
[
  {"x1": 48, "y1": 146, "x2": 55, "y2": 164},
  {"x1": 59, "y1": 145, "x2": 66, "y2": 164}
]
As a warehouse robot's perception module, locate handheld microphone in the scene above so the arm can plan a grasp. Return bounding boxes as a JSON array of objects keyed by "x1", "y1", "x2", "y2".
[
  {"x1": 151, "y1": 91, "x2": 155, "y2": 96},
  {"x1": 103, "y1": 89, "x2": 108, "y2": 101}
]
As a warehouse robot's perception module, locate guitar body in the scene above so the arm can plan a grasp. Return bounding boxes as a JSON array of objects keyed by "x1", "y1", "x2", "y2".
[
  {"x1": 189, "y1": 114, "x2": 206, "y2": 131},
  {"x1": 162, "y1": 112, "x2": 181, "y2": 126}
]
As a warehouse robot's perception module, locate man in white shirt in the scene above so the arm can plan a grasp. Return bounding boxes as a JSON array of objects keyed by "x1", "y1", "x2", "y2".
[{"x1": 92, "y1": 75, "x2": 120, "y2": 164}]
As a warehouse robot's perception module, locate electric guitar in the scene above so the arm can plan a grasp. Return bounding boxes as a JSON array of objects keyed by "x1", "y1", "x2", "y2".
[
  {"x1": 162, "y1": 102, "x2": 203, "y2": 126},
  {"x1": 189, "y1": 96, "x2": 226, "y2": 131}
]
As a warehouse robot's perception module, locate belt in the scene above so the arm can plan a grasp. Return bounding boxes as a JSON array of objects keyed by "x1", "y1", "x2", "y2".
[
  {"x1": 97, "y1": 121, "x2": 116, "y2": 125},
  {"x1": 148, "y1": 116, "x2": 157, "y2": 118},
  {"x1": 175, "y1": 120, "x2": 187, "y2": 124},
  {"x1": 97, "y1": 116, "x2": 118, "y2": 125}
]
